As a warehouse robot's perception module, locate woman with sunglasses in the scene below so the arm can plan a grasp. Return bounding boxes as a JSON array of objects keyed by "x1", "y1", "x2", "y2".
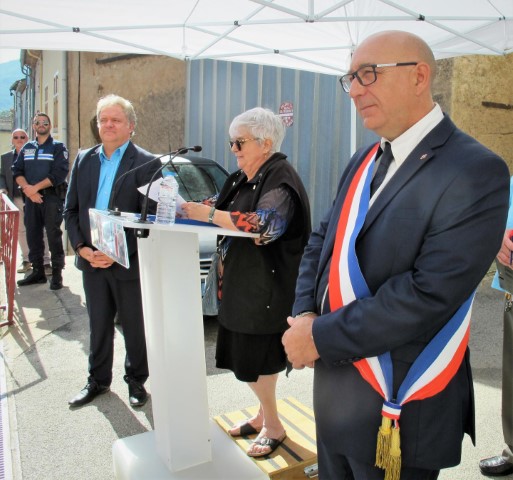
[{"x1": 182, "y1": 107, "x2": 311, "y2": 457}]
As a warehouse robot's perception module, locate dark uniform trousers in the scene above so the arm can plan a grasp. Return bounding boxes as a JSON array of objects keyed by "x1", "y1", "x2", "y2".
[
  {"x1": 501, "y1": 294, "x2": 513, "y2": 463},
  {"x1": 316, "y1": 445, "x2": 440, "y2": 480},
  {"x1": 83, "y1": 268, "x2": 148, "y2": 386},
  {"x1": 24, "y1": 188, "x2": 65, "y2": 269}
]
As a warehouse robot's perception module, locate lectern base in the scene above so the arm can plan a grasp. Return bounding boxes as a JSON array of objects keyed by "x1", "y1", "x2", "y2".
[{"x1": 112, "y1": 420, "x2": 267, "y2": 480}]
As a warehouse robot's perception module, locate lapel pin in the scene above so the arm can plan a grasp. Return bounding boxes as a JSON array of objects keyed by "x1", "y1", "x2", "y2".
[{"x1": 420, "y1": 154, "x2": 428, "y2": 160}]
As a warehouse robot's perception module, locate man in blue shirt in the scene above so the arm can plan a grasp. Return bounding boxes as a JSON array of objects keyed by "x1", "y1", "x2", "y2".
[
  {"x1": 13, "y1": 113, "x2": 69, "y2": 290},
  {"x1": 64, "y1": 94, "x2": 160, "y2": 408}
]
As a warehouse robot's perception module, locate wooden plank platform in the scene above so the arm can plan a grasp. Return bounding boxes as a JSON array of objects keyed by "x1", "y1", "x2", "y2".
[{"x1": 214, "y1": 397, "x2": 317, "y2": 480}]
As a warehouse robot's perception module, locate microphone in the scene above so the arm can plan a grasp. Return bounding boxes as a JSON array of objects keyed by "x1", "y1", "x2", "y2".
[
  {"x1": 136, "y1": 146, "x2": 202, "y2": 225},
  {"x1": 108, "y1": 146, "x2": 202, "y2": 215},
  {"x1": 186, "y1": 146, "x2": 202, "y2": 153}
]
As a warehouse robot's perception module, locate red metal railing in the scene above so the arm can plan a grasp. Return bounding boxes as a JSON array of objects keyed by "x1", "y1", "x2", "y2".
[{"x1": 0, "y1": 194, "x2": 19, "y2": 326}]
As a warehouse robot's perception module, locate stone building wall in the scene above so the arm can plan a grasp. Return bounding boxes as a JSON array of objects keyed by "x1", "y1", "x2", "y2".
[
  {"x1": 450, "y1": 54, "x2": 513, "y2": 171},
  {"x1": 66, "y1": 53, "x2": 186, "y2": 161},
  {"x1": 432, "y1": 58, "x2": 454, "y2": 116}
]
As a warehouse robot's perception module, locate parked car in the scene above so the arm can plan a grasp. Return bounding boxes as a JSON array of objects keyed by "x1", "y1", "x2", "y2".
[{"x1": 160, "y1": 154, "x2": 229, "y2": 312}]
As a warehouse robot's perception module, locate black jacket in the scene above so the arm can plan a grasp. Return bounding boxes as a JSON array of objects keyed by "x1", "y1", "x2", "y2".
[
  {"x1": 217, "y1": 152, "x2": 311, "y2": 334},
  {"x1": 64, "y1": 141, "x2": 160, "y2": 280}
]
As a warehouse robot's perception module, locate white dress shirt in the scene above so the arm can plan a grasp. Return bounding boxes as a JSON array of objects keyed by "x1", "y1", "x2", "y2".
[{"x1": 370, "y1": 103, "x2": 444, "y2": 205}]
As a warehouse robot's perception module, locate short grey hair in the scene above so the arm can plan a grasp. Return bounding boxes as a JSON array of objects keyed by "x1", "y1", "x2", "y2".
[
  {"x1": 229, "y1": 107, "x2": 285, "y2": 153},
  {"x1": 96, "y1": 94, "x2": 137, "y2": 132},
  {"x1": 12, "y1": 128, "x2": 28, "y2": 137}
]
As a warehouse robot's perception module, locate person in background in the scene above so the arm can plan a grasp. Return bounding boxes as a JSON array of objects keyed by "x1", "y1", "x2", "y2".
[
  {"x1": 64, "y1": 94, "x2": 160, "y2": 409},
  {"x1": 479, "y1": 177, "x2": 513, "y2": 477},
  {"x1": 1, "y1": 129, "x2": 51, "y2": 274},
  {"x1": 12, "y1": 114, "x2": 68, "y2": 290},
  {"x1": 282, "y1": 30, "x2": 509, "y2": 479},
  {"x1": 182, "y1": 107, "x2": 311, "y2": 457}
]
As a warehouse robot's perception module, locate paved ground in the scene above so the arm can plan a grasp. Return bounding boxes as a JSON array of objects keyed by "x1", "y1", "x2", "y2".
[{"x1": 0, "y1": 257, "x2": 511, "y2": 479}]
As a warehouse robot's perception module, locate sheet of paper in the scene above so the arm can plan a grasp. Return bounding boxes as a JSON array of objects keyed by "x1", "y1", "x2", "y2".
[{"x1": 138, "y1": 178, "x2": 186, "y2": 215}]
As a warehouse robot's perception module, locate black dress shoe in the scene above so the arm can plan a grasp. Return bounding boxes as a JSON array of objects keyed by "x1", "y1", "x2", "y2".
[
  {"x1": 17, "y1": 268, "x2": 46, "y2": 286},
  {"x1": 479, "y1": 455, "x2": 513, "y2": 476},
  {"x1": 49, "y1": 268, "x2": 63, "y2": 290},
  {"x1": 127, "y1": 379, "x2": 148, "y2": 407},
  {"x1": 68, "y1": 382, "x2": 110, "y2": 407}
]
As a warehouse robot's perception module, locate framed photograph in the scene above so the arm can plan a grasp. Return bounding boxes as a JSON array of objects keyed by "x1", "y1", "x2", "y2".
[{"x1": 89, "y1": 209, "x2": 129, "y2": 269}]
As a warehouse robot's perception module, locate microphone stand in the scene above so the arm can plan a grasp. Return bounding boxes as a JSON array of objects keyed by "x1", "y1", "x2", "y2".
[
  {"x1": 136, "y1": 147, "x2": 189, "y2": 224},
  {"x1": 107, "y1": 145, "x2": 202, "y2": 238},
  {"x1": 108, "y1": 149, "x2": 181, "y2": 216}
]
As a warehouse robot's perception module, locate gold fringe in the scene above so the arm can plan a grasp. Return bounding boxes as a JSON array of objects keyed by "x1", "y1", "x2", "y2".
[
  {"x1": 375, "y1": 416, "x2": 392, "y2": 468},
  {"x1": 384, "y1": 426, "x2": 401, "y2": 480}
]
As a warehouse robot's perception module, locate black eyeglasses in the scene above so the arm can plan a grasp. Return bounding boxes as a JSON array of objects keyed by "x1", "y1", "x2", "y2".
[
  {"x1": 13, "y1": 136, "x2": 27, "y2": 140},
  {"x1": 33, "y1": 121, "x2": 50, "y2": 126},
  {"x1": 229, "y1": 138, "x2": 260, "y2": 151},
  {"x1": 339, "y1": 62, "x2": 418, "y2": 93}
]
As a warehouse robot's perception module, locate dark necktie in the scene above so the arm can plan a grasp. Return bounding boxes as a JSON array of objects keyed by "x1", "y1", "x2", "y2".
[{"x1": 370, "y1": 142, "x2": 394, "y2": 196}]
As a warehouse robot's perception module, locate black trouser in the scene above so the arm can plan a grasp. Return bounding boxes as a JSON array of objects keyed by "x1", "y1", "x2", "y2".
[
  {"x1": 316, "y1": 443, "x2": 440, "y2": 480},
  {"x1": 24, "y1": 191, "x2": 65, "y2": 269},
  {"x1": 501, "y1": 294, "x2": 513, "y2": 461},
  {"x1": 83, "y1": 268, "x2": 148, "y2": 387}
]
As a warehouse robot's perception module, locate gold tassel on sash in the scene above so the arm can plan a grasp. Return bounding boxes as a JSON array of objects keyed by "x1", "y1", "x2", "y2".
[
  {"x1": 376, "y1": 414, "x2": 401, "y2": 480},
  {"x1": 375, "y1": 415, "x2": 392, "y2": 468},
  {"x1": 384, "y1": 425, "x2": 401, "y2": 480}
]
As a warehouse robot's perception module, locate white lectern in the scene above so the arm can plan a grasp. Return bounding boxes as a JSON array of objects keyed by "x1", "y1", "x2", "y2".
[{"x1": 97, "y1": 211, "x2": 266, "y2": 480}]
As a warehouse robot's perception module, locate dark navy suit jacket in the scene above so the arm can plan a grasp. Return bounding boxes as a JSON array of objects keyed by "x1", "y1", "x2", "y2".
[
  {"x1": 64, "y1": 141, "x2": 160, "y2": 280},
  {"x1": 0, "y1": 150, "x2": 21, "y2": 198},
  {"x1": 293, "y1": 115, "x2": 510, "y2": 469}
]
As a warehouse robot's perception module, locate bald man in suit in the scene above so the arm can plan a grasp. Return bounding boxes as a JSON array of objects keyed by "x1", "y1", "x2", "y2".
[{"x1": 283, "y1": 31, "x2": 509, "y2": 480}]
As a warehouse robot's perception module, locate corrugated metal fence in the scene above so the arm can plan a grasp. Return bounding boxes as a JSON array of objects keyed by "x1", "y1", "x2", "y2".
[{"x1": 186, "y1": 59, "x2": 377, "y2": 228}]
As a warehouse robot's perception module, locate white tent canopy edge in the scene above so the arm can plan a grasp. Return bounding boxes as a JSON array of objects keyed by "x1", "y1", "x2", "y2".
[{"x1": 1, "y1": 0, "x2": 512, "y2": 75}]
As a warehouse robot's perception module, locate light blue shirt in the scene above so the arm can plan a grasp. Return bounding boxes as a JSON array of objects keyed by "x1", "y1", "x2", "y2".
[
  {"x1": 492, "y1": 176, "x2": 513, "y2": 291},
  {"x1": 95, "y1": 141, "x2": 130, "y2": 210}
]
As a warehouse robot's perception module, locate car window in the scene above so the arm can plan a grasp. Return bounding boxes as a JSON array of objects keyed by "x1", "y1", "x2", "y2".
[{"x1": 163, "y1": 164, "x2": 227, "y2": 201}]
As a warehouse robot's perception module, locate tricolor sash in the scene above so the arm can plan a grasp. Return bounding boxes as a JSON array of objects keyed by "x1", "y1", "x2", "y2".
[{"x1": 328, "y1": 144, "x2": 474, "y2": 480}]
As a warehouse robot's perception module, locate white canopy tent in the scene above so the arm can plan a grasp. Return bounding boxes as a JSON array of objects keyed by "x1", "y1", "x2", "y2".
[{"x1": 1, "y1": 0, "x2": 512, "y2": 75}]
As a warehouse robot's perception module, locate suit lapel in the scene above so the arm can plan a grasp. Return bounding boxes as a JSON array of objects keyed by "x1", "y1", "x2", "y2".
[
  {"x1": 106, "y1": 142, "x2": 137, "y2": 209},
  {"x1": 88, "y1": 146, "x2": 102, "y2": 203},
  {"x1": 114, "y1": 141, "x2": 137, "y2": 183},
  {"x1": 317, "y1": 144, "x2": 377, "y2": 277},
  {"x1": 360, "y1": 115, "x2": 456, "y2": 236}
]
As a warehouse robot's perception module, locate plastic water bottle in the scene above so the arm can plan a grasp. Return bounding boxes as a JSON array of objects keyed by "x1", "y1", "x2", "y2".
[{"x1": 155, "y1": 172, "x2": 179, "y2": 224}]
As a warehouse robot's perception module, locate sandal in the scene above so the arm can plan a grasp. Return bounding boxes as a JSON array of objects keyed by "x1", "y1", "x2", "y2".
[
  {"x1": 247, "y1": 432, "x2": 287, "y2": 457},
  {"x1": 229, "y1": 420, "x2": 261, "y2": 437}
]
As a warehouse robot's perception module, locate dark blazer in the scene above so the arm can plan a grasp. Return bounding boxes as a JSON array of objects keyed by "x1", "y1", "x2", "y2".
[
  {"x1": 64, "y1": 141, "x2": 160, "y2": 280},
  {"x1": 293, "y1": 115, "x2": 510, "y2": 469},
  {"x1": 0, "y1": 150, "x2": 20, "y2": 198}
]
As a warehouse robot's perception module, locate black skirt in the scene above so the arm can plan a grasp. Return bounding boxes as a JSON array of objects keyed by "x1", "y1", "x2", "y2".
[{"x1": 215, "y1": 323, "x2": 287, "y2": 382}]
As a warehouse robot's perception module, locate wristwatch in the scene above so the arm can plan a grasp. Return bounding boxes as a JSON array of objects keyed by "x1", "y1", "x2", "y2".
[{"x1": 208, "y1": 206, "x2": 216, "y2": 224}]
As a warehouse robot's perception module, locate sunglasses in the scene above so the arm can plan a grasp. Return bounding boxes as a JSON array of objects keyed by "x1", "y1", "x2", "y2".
[
  {"x1": 228, "y1": 138, "x2": 260, "y2": 151},
  {"x1": 33, "y1": 121, "x2": 50, "y2": 127},
  {"x1": 13, "y1": 136, "x2": 27, "y2": 140}
]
